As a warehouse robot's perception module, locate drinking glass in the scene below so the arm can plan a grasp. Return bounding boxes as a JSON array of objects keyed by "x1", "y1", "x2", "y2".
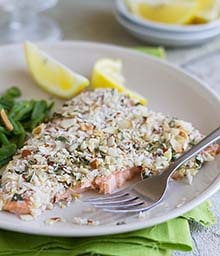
[{"x1": 0, "y1": 0, "x2": 62, "y2": 44}]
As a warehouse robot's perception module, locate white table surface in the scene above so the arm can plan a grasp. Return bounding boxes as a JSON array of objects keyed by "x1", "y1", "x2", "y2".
[{"x1": 16, "y1": 0, "x2": 220, "y2": 255}]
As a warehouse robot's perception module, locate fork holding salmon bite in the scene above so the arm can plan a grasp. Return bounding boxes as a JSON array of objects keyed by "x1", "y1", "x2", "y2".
[{"x1": 0, "y1": 89, "x2": 219, "y2": 217}]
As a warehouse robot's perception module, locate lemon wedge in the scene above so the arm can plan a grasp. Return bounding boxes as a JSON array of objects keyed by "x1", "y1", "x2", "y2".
[
  {"x1": 24, "y1": 41, "x2": 89, "y2": 99},
  {"x1": 124, "y1": 89, "x2": 147, "y2": 105},
  {"x1": 127, "y1": 0, "x2": 197, "y2": 25},
  {"x1": 192, "y1": 0, "x2": 220, "y2": 23},
  {"x1": 92, "y1": 58, "x2": 147, "y2": 105},
  {"x1": 91, "y1": 59, "x2": 125, "y2": 92}
]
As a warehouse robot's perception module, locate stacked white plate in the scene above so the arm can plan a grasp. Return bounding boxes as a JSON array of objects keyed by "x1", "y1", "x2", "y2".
[{"x1": 115, "y1": 0, "x2": 220, "y2": 47}]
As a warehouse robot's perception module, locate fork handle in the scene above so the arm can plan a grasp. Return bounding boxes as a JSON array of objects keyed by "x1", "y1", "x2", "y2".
[{"x1": 163, "y1": 126, "x2": 220, "y2": 179}]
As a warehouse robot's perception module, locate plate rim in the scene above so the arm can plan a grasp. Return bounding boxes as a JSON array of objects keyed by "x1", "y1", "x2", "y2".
[
  {"x1": 0, "y1": 40, "x2": 219, "y2": 237},
  {"x1": 116, "y1": 13, "x2": 220, "y2": 44}
]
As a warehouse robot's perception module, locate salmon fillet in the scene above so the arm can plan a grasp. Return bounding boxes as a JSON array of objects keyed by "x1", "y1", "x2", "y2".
[{"x1": 0, "y1": 89, "x2": 219, "y2": 217}]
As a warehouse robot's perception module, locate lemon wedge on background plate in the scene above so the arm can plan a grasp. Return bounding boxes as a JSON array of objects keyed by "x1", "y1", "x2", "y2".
[
  {"x1": 92, "y1": 58, "x2": 147, "y2": 105},
  {"x1": 126, "y1": 0, "x2": 197, "y2": 25},
  {"x1": 24, "y1": 41, "x2": 89, "y2": 99},
  {"x1": 192, "y1": 0, "x2": 220, "y2": 23}
]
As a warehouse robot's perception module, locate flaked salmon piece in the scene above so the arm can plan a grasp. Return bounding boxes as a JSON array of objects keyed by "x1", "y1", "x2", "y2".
[
  {"x1": 54, "y1": 181, "x2": 92, "y2": 202},
  {"x1": 3, "y1": 200, "x2": 31, "y2": 215},
  {"x1": 92, "y1": 167, "x2": 142, "y2": 194},
  {"x1": 55, "y1": 167, "x2": 142, "y2": 201}
]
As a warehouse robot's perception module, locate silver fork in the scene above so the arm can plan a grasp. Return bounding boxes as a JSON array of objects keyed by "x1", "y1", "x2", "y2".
[{"x1": 85, "y1": 127, "x2": 220, "y2": 213}]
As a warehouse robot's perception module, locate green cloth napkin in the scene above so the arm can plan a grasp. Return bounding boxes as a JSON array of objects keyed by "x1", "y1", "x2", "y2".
[
  {"x1": 0, "y1": 201, "x2": 215, "y2": 256},
  {"x1": 182, "y1": 200, "x2": 215, "y2": 227},
  {"x1": 0, "y1": 47, "x2": 215, "y2": 256}
]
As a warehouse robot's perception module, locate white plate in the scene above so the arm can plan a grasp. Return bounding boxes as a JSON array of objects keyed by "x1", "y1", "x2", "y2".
[
  {"x1": 116, "y1": 12, "x2": 220, "y2": 47},
  {"x1": 116, "y1": 0, "x2": 220, "y2": 33},
  {"x1": 0, "y1": 41, "x2": 219, "y2": 237}
]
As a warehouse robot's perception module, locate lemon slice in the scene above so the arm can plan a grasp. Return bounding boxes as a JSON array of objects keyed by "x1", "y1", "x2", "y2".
[
  {"x1": 124, "y1": 89, "x2": 147, "y2": 105},
  {"x1": 127, "y1": 0, "x2": 197, "y2": 25},
  {"x1": 193, "y1": 0, "x2": 220, "y2": 23},
  {"x1": 24, "y1": 41, "x2": 89, "y2": 99},
  {"x1": 92, "y1": 58, "x2": 147, "y2": 105},
  {"x1": 91, "y1": 59, "x2": 125, "y2": 92}
]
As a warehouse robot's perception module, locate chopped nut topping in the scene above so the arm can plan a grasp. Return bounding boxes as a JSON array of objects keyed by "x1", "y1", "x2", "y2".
[
  {"x1": 32, "y1": 125, "x2": 42, "y2": 135},
  {"x1": 44, "y1": 217, "x2": 65, "y2": 225},
  {"x1": 90, "y1": 159, "x2": 98, "y2": 169},
  {"x1": 0, "y1": 89, "x2": 217, "y2": 217},
  {"x1": 0, "y1": 109, "x2": 13, "y2": 131},
  {"x1": 73, "y1": 217, "x2": 100, "y2": 226},
  {"x1": 22, "y1": 150, "x2": 32, "y2": 158}
]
